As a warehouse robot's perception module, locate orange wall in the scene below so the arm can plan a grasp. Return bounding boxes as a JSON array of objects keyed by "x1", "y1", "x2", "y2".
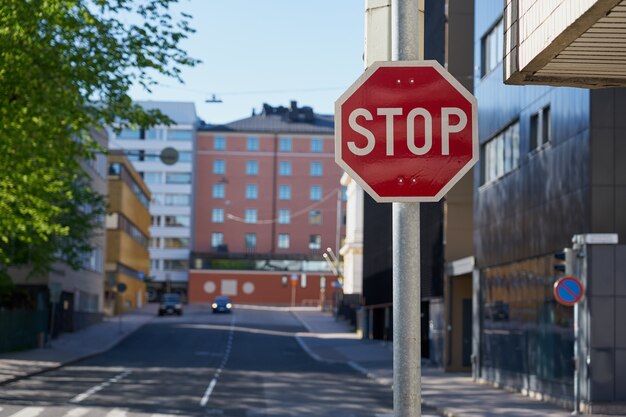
[{"x1": 189, "y1": 270, "x2": 338, "y2": 305}]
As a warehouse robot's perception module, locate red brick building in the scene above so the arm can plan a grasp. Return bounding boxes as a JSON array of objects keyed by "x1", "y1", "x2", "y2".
[{"x1": 190, "y1": 102, "x2": 344, "y2": 305}]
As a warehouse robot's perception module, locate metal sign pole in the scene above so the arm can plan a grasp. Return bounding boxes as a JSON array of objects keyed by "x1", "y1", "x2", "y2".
[{"x1": 391, "y1": 1, "x2": 423, "y2": 416}]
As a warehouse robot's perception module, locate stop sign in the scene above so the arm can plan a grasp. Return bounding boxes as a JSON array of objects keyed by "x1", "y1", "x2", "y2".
[{"x1": 335, "y1": 61, "x2": 478, "y2": 202}]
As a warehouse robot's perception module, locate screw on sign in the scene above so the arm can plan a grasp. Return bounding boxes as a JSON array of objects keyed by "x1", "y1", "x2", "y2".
[
  {"x1": 553, "y1": 276, "x2": 584, "y2": 306},
  {"x1": 335, "y1": 61, "x2": 478, "y2": 202}
]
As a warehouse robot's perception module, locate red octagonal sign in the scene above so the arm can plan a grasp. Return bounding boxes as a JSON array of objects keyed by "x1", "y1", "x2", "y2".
[{"x1": 335, "y1": 61, "x2": 478, "y2": 202}]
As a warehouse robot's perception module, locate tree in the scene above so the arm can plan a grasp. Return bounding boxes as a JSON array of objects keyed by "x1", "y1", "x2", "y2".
[{"x1": 0, "y1": 0, "x2": 198, "y2": 285}]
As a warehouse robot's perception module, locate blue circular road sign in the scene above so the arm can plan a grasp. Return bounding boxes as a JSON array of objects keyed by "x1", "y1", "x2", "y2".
[{"x1": 553, "y1": 276, "x2": 584, "y2": 306}]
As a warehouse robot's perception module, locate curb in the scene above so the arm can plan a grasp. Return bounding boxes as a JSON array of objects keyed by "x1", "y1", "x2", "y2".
[{"x1": 0, "y1": 313, "x2": 155, "y2": 387}]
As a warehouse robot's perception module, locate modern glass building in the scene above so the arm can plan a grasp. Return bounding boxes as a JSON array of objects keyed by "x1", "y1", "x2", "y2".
[
  {"x1": 475, "y1": 2, "x2": 626, "y2": 411},
  {"x1": 108, "y1": 101, "x2": 198, "y2": 299}
]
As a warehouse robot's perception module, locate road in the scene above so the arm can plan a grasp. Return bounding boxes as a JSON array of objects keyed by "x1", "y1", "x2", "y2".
[{"x1": 0, "y1": 305, "x2": 395, "y2": 417}]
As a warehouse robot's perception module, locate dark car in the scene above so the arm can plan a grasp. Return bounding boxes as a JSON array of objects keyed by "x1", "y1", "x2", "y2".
[
  {"x1": 211, "y1": 296, "x2": 233, "y2": 314},
  {"x1": 158, "y1": 293, "x2": 183, "y2": 316}
]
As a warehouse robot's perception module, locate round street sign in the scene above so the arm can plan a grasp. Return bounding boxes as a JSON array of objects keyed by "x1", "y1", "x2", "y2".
[
  {"x1": 553, "y1": 276, "x2": 584, "y2": 306},
  {"x1": 116, "y1": 283, "x2": 128, "y2": 293},
  {"x1": 160, "y1": 147, "x2": 179, "y2": 165},
  {"x1": 335, "y1": 60, "x2": 478, "y2": 202}
]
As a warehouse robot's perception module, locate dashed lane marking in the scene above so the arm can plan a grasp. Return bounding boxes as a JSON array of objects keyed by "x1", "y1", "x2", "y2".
[
  {"x1": 69, "y1": 370, "x2": 132, "y2": 404},
  {"x1": 199, "y1": 314, "x2": 236, "y2": 407}
]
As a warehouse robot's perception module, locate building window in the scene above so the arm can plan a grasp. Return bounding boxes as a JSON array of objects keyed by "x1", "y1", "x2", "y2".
[
  {"x1": 214, "y1": 136, "x2": 226, "y2": 150},
  {"x1": 245, "y1": 208, "x2": 257, "y2": 224},
  {"x1": 167, "y1": 130, "x2": 193, "y2": 141},
  {"x1": 310, "y1": 185, "x2": 322, "y2": 201},
  {"x1": 278, "y1": 209, "x2": 290, "y2": 224},
  {"x1": 164, "y1": 215, "x2": 190, "y2": 227},
  {"x1": 247, "y1": 136, "x2": 259, "y2": 151},
  {"x1": 309, "y1": 210, "x2": 322, "y2": 225},
  {"x1": 530, "y1": 106, "x2": 551, "y2": 152},
  {"x1": 151, "y1": 216, "x2": 161, "y2": 227},
  {"x1": 212, "y1": 208, "x2": 224, "y2": 223},
  {"x1": 166, "y1": 173, "x2": 192, "y2": 184},
  {"x1": 310, "y1": 162, "x2": 323, "y2": 177},
  {"x1": 481, "y1": 19, "x2": 503, "y2": 77},
  {"x1": 144, "y1": 172, "x2": 162, "y2": 184},
  {"x1": 279, "y1": 161, "x2": 292, "y2": 176},
  {"x1": 246, "y1": 160, "x2": 258, "y2": 176},
  {"x1": 117, "y1": 128, "x2": 140, "y2": 140},
  {"x1": 213, "y1": 183, "x2": 225, "y2": 199},
  {"x1": 277, "y1": 234, "x2": 290, "y2": 249},
  {"x1": 164, "y1": 194, "x2": 191, "y2": 206},
  {"x1": 278, "y1": 185, "x2": 291, "y2": 200},
  {"x1": 245, "y1": 184, "x2": 258, "y2": 199},
  {"x1": 482, "y1": 121, "x2": 520, "y2": 184},
  {"x1": 279, "y1": 137, "x2": 292, "y2": 152},
  {"x1": 163, "y1": 259, "x2": 189, "y2": 270},
  {"x1": 213, "y1": 159, "x2": 225, "y2": 174},
  {"x1": 211, "y1": 232, "x2": 224, "y2": 247},
  {"x1": 150, "y1": 237, "x2": 160, "y2": 248},
  {"x1": 309, "y1": 235, "x2": 321, "y2": 250},
  {"x1": 164, "y1": 238, "x2": 190, "y2": 248},
  {"x1": 178, "y1": 151, "x2": 192, "y2": 162},
  {"x1": 311, "y1": 138, "x2": 323, "y2": 153},
  {"x1": 150, "y1": 259, "x2": 160, "y2": 270},
  {"x1": 245, "y1": 233, "x2": 256, "y2": 250}
]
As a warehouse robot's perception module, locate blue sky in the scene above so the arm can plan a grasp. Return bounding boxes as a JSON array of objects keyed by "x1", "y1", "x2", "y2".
[{"x1": 129, "y1": 1, "x2": 365, "y2": 124}]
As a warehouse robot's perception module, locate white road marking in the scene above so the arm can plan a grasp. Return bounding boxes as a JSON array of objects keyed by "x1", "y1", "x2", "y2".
[
  {"x1": 104, "y1": 409, "x2": 127, "y2": 417},
  {"x1": 7, "y1": 407, "x2": 44, "y2": 417},
  {"x1": 199, "y1": 315, "x2": 236, "y2": 407},
  {"x1": 199, "y1": 378, "x2": 218, "y2": 407},
  {"x1": 62, "y1": 408, "x2": 90, "y2": 417},
  {"x1": 69, "y1": 370, "x2": 132, "y2": 403}
]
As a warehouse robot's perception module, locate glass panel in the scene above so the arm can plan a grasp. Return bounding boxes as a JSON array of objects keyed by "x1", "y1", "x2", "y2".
[
  {"x1": 279, "y1": 137, "x2": 292, "y2": 152},
  {"x1": 164, "y1": 215, "x2": 190, "y2": 227},
  {"x1": 212, "y1": 208, "x2": 224, "y2": 223},
  {"x1": 213, "y1": 159, "x2": 225, "y2": 174},
  {"x1": 214, "y1": 136, "x2": 226, "y2": 150},
  {"x1": 166, "y1": 173, "x2": 191, "y2": 184},
  {"x1": 163, "y1": 238, "x2": 190, "y2": 248},
  {"x1": 117, "y1": 128, "x2": 140, "y2": 139},
  {"x1": 167, "y1": 130, "x2": 193, "y2": 141},
  {"x1": 247, "y1": 136, "x2": 259, "y2": 151}
]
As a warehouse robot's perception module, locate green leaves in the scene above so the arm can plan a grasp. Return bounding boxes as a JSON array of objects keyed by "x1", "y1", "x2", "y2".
[{"x1": 0, "y1": 0, "x2": 197, "y2": 281}]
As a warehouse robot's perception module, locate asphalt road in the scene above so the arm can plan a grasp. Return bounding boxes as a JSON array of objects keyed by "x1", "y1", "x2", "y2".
[{"x1": 0, "y1": 305, "x2": 394, "y2": 417}]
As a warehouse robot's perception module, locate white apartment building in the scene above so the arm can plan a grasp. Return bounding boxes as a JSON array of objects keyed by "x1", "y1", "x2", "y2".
[{"x1": 108, "y1": 101, "x2": 197, "y2": 298}]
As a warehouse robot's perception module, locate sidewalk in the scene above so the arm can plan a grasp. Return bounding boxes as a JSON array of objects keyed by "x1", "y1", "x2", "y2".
[
  {"x1": 293, "y1": 309, "x2": 577, "y2": 417},
  {"x1": 0, "y1": 304, "x2": 156, "y2": 385}
]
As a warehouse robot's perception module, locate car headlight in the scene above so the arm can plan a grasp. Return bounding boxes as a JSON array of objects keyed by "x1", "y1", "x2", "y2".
[
  {"x1": 226, "y1": 303, "x2": 232, "y2": 309},
  {"x1": 212, "y1": 303, "x2": 218, "y2": 308},
  {"x1": 175, "y1": 304, "x2": 182, "y2": 309}
]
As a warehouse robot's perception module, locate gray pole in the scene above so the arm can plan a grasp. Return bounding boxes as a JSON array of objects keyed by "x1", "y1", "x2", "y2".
[{"x1": 391, "y1": 1, "x2": 423, "y2": 416}]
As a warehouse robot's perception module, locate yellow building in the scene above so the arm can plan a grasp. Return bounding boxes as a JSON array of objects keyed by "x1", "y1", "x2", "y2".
[{"x1": 105, "y1": 151, "x2": 151, "y2": 315}]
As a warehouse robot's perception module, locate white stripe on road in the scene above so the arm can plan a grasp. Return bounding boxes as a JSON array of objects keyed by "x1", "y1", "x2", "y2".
[
  {"x1": 7, "y1": 407, "x2": 44, "y2": 417},
  {"x1": 104, "y1": 409, "x2": 127, "y2": 417},
  {"x1": 199, "y1": 378, "x2": 217, "y2": 407},
  {"x1": 69, "y1": 370, "x2": 132, "y2": 403},
  {"x1": 62, "y1": 408, "x2": 90, "y2": 417},
  {"x1": 199, "y1": 314, "x2": 236, "y2": 407}
]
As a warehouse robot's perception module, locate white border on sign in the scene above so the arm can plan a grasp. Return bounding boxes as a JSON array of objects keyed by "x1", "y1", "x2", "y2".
[{"x1": 334, "y1": 60, "x2": 479, "y2": 203}]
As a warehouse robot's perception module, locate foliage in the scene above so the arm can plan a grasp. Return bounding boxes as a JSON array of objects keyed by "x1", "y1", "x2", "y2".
[{"x1": 0, "y1": 0, "x2": 198, "y2": 283}]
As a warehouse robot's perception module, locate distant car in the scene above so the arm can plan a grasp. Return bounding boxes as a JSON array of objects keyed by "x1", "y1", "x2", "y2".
[
  {"x1": 211, "y1": 296, "x2": 233, "y2": 314},
  {"x1": 158, "y1": 293, "x2": 183, "y2": 316}
]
